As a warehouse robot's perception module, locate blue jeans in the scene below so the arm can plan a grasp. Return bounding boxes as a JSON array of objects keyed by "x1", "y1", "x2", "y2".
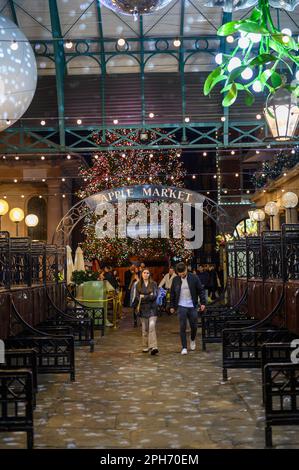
[{"x1": 177, "y1": 306, "x2": 198, "y2": 349}]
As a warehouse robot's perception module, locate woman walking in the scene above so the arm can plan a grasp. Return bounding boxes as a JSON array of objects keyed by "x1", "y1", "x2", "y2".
[{"x1": 134, "y1": 269, "x2": 159, "y2": 355}]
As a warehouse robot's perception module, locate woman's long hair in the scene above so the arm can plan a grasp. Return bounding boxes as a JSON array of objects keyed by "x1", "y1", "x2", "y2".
[{"x1": 136, "y1": 269, "x2": 155, "y2": 293}]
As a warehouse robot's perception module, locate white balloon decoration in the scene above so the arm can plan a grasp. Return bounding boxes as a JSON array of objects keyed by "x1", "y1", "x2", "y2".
[{"x1": 0, "y1": 15, "x2": 37, "y2": 132}]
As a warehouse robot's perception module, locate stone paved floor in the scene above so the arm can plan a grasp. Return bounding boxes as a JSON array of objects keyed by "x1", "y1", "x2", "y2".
[{"x1": 1, "y1": 311, "x2": 299, "y2": 449}]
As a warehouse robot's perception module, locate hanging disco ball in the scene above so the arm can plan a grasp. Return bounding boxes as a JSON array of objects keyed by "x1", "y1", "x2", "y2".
[
  {"x1": 99, "y1": 0, "x2": 174, "y2": 17},
  {"x1": 205, "y1": 0, "x2": 299, "y2": 11},
  {"x1": 0, "y1": 15, "x2": 37, "y2": 132}
]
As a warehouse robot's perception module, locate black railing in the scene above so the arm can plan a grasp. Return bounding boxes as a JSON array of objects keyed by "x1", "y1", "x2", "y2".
[
  {"x1": 0, "y1": 232, "x2": 66, "y2": 290},
  {"x1": 226, "y1": 224, "x2": 299, "y2": 281}
]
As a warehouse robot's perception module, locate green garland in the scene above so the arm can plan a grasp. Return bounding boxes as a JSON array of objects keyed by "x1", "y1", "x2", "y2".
[
  {"x1": 204, "y1": 0, "x2": 299, "y2": 109},
  {"x1": 252, "y1": 148, "x2": 299, "y2": 187}
]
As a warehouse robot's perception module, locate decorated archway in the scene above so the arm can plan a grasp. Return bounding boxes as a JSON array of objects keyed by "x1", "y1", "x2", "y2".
[{"x1": 53, "y1": 184, "x2": 237, "y2": 247}]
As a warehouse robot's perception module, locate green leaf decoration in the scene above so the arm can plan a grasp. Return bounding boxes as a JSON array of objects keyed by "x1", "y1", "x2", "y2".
[
  {"x1": 221, "y1": 82, "x2": 245, "y2": 93},
  {"x1": 270, "y1": 72, "x2": 282, "y2": 88},
  {"x1": 269, "y1": 38, "x2": 285, "y2": 55},
  {"x1": 244, "y1": 90, "x2": 255, "y2": 106},
  {"x1": 237, "y1": 21, "x2": 268, "y2": 35},
  {"x1": 260, "y1": 69, "x2": 273, "y2": 85},
  {"x1": 250, "y1": 7, "x2": 262, "y2": 22},
  {"x1": 249, "y1": 54, "x2": 276, "y2": 66},
  {"x1": 228, "y1": 66, "x2": 247, "y2": 82},
  {"x1": 207, "y1": 74, "x2": 228, "y2": 94},
  {"x1": 203, "y1": 66, "x2": 223, "y2": 95},
  {"x1": 217, "y1": 20, "x2": 241, "y2": 37},
  {"x1": 273, "y1": 34, "x2": 298, "y2": 52},
  {"x1": 222, "y1": 83, "x2": 238, "y2": 107}
]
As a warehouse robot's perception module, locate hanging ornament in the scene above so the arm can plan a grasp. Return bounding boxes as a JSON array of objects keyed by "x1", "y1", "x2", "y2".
[
  {"x1": 204, "y1": 0, "x2": 299, "y2": 110},
  {"x1": 0, "y1": 15, "x2": 37, "y2": 132},
  {"x1": 205, "y1": 0, "x2": 299, "y2": 11},
  {"x1": 99, "y1": 0, "x2": 174, "y2": 19}
]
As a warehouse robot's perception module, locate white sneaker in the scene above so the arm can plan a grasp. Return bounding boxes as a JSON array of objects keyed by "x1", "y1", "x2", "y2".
[
  {"x1": 190, "y1": 340, "x2": 196, "y2": 351},
  {"x1": 181, "y1": 348, "x2": 188, "y2": 355}
]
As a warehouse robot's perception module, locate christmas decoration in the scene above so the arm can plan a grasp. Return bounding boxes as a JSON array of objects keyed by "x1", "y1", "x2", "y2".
[
  {"x1": 205, "y1": 0, "x2": 299, "y2": 12},
  {"x1": 0, "y1": 15, "x2": 37, "y2": 131},
  {"x1": 78, "y1": 129, "x2": 192, "y2": 266},
  {"x1": 252, "y1": 147, "x2": 299, "y2": 188},
  {"x1": 99, "y1": 0, "x2": 174, "y2": 19},
  {"x1": 204, "y1": 0, "x2": 299, "y2": 109}
]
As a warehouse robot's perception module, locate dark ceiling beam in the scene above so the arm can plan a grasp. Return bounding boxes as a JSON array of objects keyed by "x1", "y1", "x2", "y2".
[
  {"x1": 95, "y1": 0, "x2": 107, "y2": 141},
  {"x1": 9, "y1": 0, "x2": 18, "y2": 25},
  {"x1": 48, "y1": 0, "x2": 66, "y2": 148}
]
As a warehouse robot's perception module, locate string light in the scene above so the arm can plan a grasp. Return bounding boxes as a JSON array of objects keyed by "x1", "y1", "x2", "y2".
[
  {"x1": 40, "y1": 120, "x2": 46, "y2": 126},
  {"x1": 42, "y1": 178, "x2": 46, "y2": 182},
  {"x1": 65, "y1": 40, "x2": 73, "y2": 49},
  {"x1": 66, "y1": 154, "x2": 71, "y2": 160},
  {"x1": 184, "y1": 117, "x2": 190, "y2": 123},
  {"x1": 10, "y1": 40, "x2": 18, "y2": 51},
  {"x1": 41, "y1": 155, "x2": 45, "y2": 160},
  {"x1": 15, "y1": 156, "x2": 19, "y2": 160},
  {"x1": 77, "y1": 119, "x2": 82, "y2": 125},
  {"x1": 117, "y1": 38, "x2": 126, "y2": 47},
  {"x1": 62, "y1": 194, "x2": 66, "y2": 198},
  {"x1": 113, "y1": 119, "x2": 118, "y2": 125},
  {"x1": 231, "y1": 150, "x2": 235, "y2": 155},
  {"x1": 62, "y1": 178, "x2": 66, "y2": 182},
  {"x1": 226, "y1": 35, "x2": 234, "y2": 43},
  {"x1": 173, "y1": 38, "x2": 181, "y2": 47},
  {"x1": 203, "y1": 152, "x2": 207, "y2": 156},
  {"x1": 14, "y1": 179, "x2": 18, "y2": 183},
  {"x1": 221, "y1": 116, "x2": 226, "y2": 122},
  {"x1": 94, "y1": 154, "x2": 99, "y2": 159},
  {"x1": 256, "y1": 114, "x2": 262, "y2": 120},
  {"x1": 149, "y1": 112, "x2": 155, "y2": 118},
  {"x1": 21, "y1": 195, "x2": 24, "y2": 198}
]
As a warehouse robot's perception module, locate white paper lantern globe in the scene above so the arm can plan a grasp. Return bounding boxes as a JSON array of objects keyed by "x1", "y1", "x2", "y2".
[
  {"x1": 252, "y1": 209, "x2": 265, "y2": 222},
  {"x1": 0, "y1": 15, "x2": 37, "y2": 132},
  {"x1": 25, "y1": 214, "x2": 39, "y2": 227},
  {"x1": 9, "y1": 207, "x2": 24, "y2": 222},
  {"x1": 281, "y1": 191, "x2": 299, "y2": 209},
  {"x1": 0, "y1": 198, "x2": 9, "y2": 216},
  {"x1": 264, "y1": 201, "x2": 279, "y2": 216}
]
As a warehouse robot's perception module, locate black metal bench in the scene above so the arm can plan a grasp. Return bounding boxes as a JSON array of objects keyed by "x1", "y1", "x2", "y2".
[
  {"x1": 264, "y1": 362, "x2": 299, "y2": 448},
  {"x1": 0, "y1": 349, "x2": 38, "y2": 407},
  {"x1": 261, "y1": 343, "x2": 293, "y2": 404},
  {"x1": 0, "y1": 370, "x2": 34, "y2": 449},
  {"x1": 44, "y1": 289, "x2": 95, "y2": 352},
  {"x1": 6, "y1": 298, "x2": 75, "y2": 381},
  {"x1": 201, "y1": 288, "x2": 249, "y2": 351},
  {"x1": 221, "y1": 293, "x2": 293, "y2": 381}
]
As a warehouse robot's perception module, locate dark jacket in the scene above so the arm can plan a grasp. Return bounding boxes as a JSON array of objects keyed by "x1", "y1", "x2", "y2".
[
  {"x1": 170, "y1": 273, "x2": 206, "y2": 309},
  {"x1": 198, "y1": 271, "x2": 209, "y2": 288},
  {"x1": 104, "y1": 271, "x2": 118, "y2": 290},
  {"x1": 133, "y1": 281, "x2": 158, "y2": 318}
]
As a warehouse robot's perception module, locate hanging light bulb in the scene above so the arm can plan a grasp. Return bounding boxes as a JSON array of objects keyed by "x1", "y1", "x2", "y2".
[
  {"x1": 215, "y1": 53, "x2": 223, "y2": 65},
  {"x1": 241, "y1": 67, "x2": 253, "y2": 80},
  {"x1": 238, "y1": 36, "x2": 250, "y2": 49},
  {"x1": 227, "y1": 57, "x2": 241, "y2": 72},
  {"x1": 65, "y1": 40, "x2": 73, "y2": 49},
  {"x1": 252, "y1": 80, "x2": 262, "y2": 93},
  {"x1": 282, "y1": 28, "x2": 292, "y2": 36},
  {"x1": 226, "y1": 35, "x2": 234, "y2": 43},
  {"x1": 10, "y1": 40, "x2": 18, "y2": 51},
  {"x1": 248, "y1": 33, "x2": 261, "y2": 43}
]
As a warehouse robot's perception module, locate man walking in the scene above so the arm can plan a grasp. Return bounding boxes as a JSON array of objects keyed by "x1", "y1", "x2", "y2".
[{"x1": 170, "y1": 262, "x2": 206, "y2": 355}]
